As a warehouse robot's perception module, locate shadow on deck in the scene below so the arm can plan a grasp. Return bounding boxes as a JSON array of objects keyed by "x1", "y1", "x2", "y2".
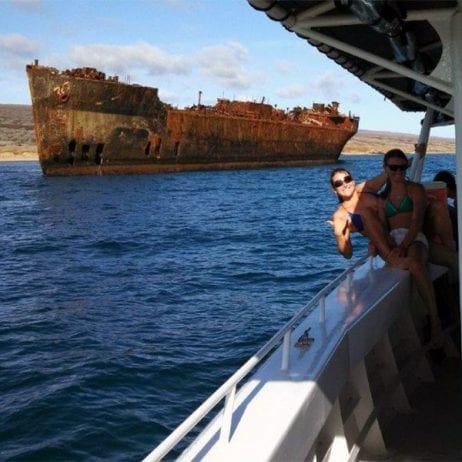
[
  {"x1": 372, "y1": 356, "x2": 462, "y2": 461},
  {"x1": 363, "y1": 310, "x2": 462, "y2": 462}
]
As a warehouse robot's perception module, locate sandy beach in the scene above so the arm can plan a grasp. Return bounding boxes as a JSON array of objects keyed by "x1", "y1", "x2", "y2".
[{"x1": 0, "y1": 146, "x2": 38, "y2": 162}]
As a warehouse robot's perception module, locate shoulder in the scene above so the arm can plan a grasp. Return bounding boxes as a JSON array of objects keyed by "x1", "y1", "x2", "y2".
[
  {"x1": 359, "y1": 190, "x2": 379, "y2": 201},
  {"x1": 332, "y1": 207, "x2": 348, "y2": 229},
  {"x1": 333, "y1": 206, "x2": 347, "y2": 220},
  {"x1": 406, "y1": 181, "x2": 425, "y2": 195},
  {"x1": 357, "y1": 182, "x2": 375, "y2": 200},
  {"x1": 406, "y1": 181, "x2": 427, "y2": 206},
  {"x1": 355, "y1": 181, "x2": 367, "y2": 193}
]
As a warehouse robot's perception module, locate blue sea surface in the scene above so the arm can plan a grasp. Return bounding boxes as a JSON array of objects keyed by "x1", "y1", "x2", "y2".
[{"x1": 0, "y1": 154, "x2": 456, "y2": 461}]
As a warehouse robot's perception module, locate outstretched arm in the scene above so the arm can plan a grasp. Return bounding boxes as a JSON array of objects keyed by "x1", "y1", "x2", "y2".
[
  {"x1": 359, "y1": 171, "x2": 387, "y2": 193},
  {"x1": 333, "y1": 210, "x2": 353, "y2": 259}
]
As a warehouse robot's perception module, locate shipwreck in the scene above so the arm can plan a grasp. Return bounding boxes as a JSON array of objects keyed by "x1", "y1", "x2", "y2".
[{"x1": 26, "y1": 60, "x2": 359, "y2": 176}]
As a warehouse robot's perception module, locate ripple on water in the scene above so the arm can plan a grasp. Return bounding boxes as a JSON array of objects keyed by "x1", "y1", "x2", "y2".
[{"x1": 0, "y1": 156, "x2": 456, "y2": 460}]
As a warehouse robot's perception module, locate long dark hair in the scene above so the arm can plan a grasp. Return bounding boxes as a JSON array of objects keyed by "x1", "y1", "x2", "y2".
[
  {"x1": 330, "y1": 168, "x2": 352, "y2": 203},
  {"x1": 381, "y1": 149, "x2": 409, "y2": 198}
]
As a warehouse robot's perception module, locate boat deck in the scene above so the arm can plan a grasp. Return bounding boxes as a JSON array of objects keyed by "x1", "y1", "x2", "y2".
[
  {"x1": 147, "y1": 261, "x2": 461, "y2": 461},
  {"x1": 362, "y1": 351, "x2": 462, "y2": 461}
]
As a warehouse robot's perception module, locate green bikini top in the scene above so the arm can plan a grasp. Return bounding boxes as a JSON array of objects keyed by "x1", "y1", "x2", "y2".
[{"x1": 384, "y1": 193, "x2": 413, "y2": 218}]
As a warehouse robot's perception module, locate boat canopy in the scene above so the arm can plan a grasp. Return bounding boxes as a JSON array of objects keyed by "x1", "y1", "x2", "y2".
[{"x1": 248, "y1": 0, "x2": 458, "y2": 128}]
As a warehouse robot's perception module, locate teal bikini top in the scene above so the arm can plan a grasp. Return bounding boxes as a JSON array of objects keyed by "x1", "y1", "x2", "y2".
[{"x1": 384, "y1": 194, "x2": 413, "y2": 218}]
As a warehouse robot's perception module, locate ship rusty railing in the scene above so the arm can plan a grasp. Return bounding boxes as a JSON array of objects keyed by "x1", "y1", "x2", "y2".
[{"x1": 142, "y1": 254, "x2": 372, "y2": 462}]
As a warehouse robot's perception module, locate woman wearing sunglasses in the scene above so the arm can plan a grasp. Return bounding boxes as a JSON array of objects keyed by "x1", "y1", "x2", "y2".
[
  {"x1": 381, "y1": 148, "x2": 444, "y2": 348},
  {"x1": 330, "y1": 167, "x2": 398, "y2": 262}
]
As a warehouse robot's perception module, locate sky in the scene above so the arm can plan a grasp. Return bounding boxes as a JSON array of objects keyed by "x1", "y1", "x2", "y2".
[{"x1": 0, "y1": 0, "x2": 455, "y2": 138}]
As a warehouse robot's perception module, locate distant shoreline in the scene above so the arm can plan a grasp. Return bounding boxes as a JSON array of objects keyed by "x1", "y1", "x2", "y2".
[
  {"x1": 0, "y1": 104, "x2": 455, "y2": 161},
  {"x1": 0, "y1": 146, "x2": 38, "y2": 162},
  {"x1": 0, "y1": 148, "x2": 455, "y2": 163},
  {"x1": 341, "y1": 151, "x2": 455, "y2": 156},
  {"x1": 0, "y1": 133, "x2": 456, "y2": 162}
]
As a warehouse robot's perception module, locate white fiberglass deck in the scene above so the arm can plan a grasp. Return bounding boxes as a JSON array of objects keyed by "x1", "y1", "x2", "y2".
[
  {"x1": 181, "y1": 259, "x2": 405, "y2": 460},
  {"x1": 145, "y1": 256, "x2": 455, "y2": 461}
]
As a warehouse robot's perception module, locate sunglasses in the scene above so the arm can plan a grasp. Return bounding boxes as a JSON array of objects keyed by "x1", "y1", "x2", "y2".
[
  {"x1": 387, "y1": 163, "x2": 408, "y2": 171},
  {"x1": 333, "y1": 175, "x2": 353, "y2": 188}
]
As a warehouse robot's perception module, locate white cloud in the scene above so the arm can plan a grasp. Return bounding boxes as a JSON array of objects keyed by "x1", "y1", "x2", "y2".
[
  {"x1": 273, "y1": 72, "x2": 346, "y2": 102},
  {"x1": 314, "y1": 72, "x2": 344, "y2": 97},
  {"x1": 63, "y1": 40, "x2": 260, "y2": 104},
  {"x1": 0, "y1": 33, "x2": 38, "y2": 72},
  {"x1": 67, "y1": 40, "x2": 258, "y2": 91},
  {"x1": 349, "y1": 91, "x2": 361, "y2": 104},
  {"x1": 276, "y1": 84, "x2": 306, "y2": 99},
  {"x1": 10, "y1": 0, "x2": 42, "y2": 9},
  {"x1": 274, "y1": 59, "x2": 296, "y2": 74},
  {"x1": 0, "y1": 33, "x2": 38, "y2": 56},
  {"x1": 68, "y1": 42, "x2": 191, "y2": 76},
  {"x1": 196, "y1": 41, "x2": 257, "y2": 89},
  {"x1": 158, "y1": 88, "x2": 181, "y2": 104},
  {"x1": 162, "y1": 0, "x2": 182, "y2": 4}
]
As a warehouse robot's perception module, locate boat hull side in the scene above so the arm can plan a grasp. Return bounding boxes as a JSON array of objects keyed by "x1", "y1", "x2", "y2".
[{"x1": 162, "y1": 110, "x2": 356, "y2": 163}]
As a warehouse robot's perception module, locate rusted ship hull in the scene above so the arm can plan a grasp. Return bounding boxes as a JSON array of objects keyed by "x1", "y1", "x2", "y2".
[{"x1": 26, "y1": 62, "x2": 359, "y2": 176}]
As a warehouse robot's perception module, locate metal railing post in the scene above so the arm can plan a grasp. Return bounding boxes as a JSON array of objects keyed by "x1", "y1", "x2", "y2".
[
  {"x1": 319, "y1": 295, "x2": 326, "y2": 323},
  {"x1": 281, "y1": 330, "x2": 292, "y2": 371},
  {"x1": 220, "y1": 386, "x2": 236, "y2": 443},
  {"x1": 347, "y1": 272, "x2": 353, "y2": 290}
]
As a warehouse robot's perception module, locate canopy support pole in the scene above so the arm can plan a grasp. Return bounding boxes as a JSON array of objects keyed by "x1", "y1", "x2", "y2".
[
  {"x1": 451, "y1": 6, "x2": 462, "y2": 357},
  {"x1": 409, "y1": 108, "x2": 433, "y2": 182}
]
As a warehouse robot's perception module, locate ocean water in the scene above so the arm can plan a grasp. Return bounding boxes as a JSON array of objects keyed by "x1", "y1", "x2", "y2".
[{"x1": 0, "y1": 154, "x2": 456, "y2": 461}]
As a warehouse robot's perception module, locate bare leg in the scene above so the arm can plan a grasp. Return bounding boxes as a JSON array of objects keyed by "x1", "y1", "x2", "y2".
[
  {"x1": 428, "y1": 241, "x2": 459, "y2": 283},
  {"x1": 360, "y1": 208, "x2": 397, "y2": 261},
  {"x1": 425, "y1": 199, "x2": 459, "y2": 283},
  {"x1": 407, "y1": 243, "x2": 444, "y2": 348},
  {"x1": 425, "y1": 199, "x2": 456, "y2": 250}
]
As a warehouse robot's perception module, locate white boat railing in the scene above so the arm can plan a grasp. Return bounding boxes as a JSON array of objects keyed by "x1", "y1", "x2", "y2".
[{"x1": 142, "y1": 254, "x2": 372, "y2": 462}]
